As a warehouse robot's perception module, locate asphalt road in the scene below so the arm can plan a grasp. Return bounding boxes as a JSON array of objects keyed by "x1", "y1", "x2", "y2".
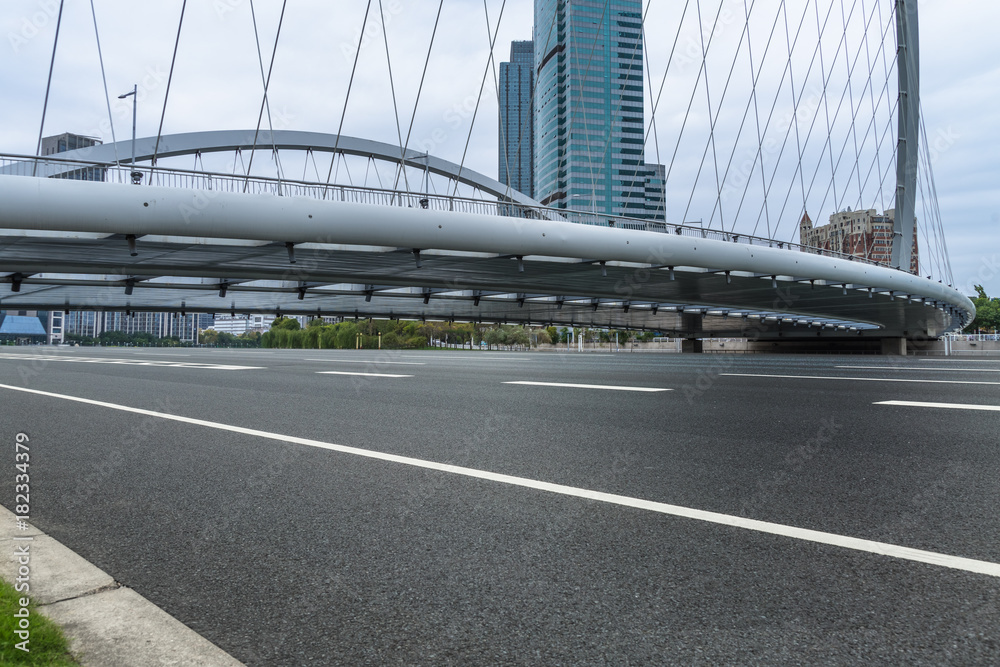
[{"x1": 1, "y1": 347, "x2": 998, "y2": 665}]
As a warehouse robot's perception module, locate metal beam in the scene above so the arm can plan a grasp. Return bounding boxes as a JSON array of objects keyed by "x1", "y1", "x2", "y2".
[{"x1": 893, "y1": 0, "x2": 920, "y2": 271}]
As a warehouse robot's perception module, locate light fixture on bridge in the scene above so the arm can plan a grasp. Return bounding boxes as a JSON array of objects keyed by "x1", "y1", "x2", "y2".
[
  {"x1": 10, "y1": 273, "x2": 23, "y2": 292},
  {"x1": 218, "y1": 282, "x2": 228, "y2": 298},
  {"x1": 285, "y1": 242, "x2": 296, "y2": 264},
  {"x1": 124, "y1": 278, "x2": 135, "y2": 295},
  {"x1": 412, "y1": 249, "x2": 422, "y2": 268},
  {"x1": 117, "y1": 85, "x2": 142, "y2": 184},
  {"x1": 126, "y1": 234, "x2": 137, "y2": 256}
]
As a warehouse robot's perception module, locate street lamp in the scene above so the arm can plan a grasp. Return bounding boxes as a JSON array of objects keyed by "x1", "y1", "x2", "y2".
[{"x1": 117, "y1": 84, "x2": 142, "y2": 184}]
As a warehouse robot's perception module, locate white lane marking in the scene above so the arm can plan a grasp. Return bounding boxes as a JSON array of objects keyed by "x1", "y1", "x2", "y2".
[
  {"x1": 875, "y1": 400, "x2": 1000, "y2": 412},
  {"x1": 305, "y1": 359, "x2": 425, "y2": 365},
  {"x1": 0, "y1": 381, "x2": 997, "y2": 579},
  {"x1": 721, "y1": 373, "x2": 1000, "y2": 386},
  {"x1": 0, "y1": 354, "x2": 261, "y2": 370},
  {"x1": 920, "y1": 358, "x2": 1000, "y2": 362},
  {"x1": 838, "y1": 366, "x2": 1000, "y2": 373},
  {"x1": 316, "y1": 371, "x2": 413, "y2": 378},
  {"x1": 505, "y1": 381, "x2": 671, "y2": 392}
]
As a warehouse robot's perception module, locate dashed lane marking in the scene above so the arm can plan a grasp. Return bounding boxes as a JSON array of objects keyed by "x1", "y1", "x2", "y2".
[
  {"x1": 0, "y1": 354, "x2": 261, "y2": 370},
  {"x1": 305, "y1": 359, "x2": 425, "y2": 365},
  {"x1": 316, "y1": 371, "x2": 413, "y2": 378},
  {"x1": 875, "y1": 400, "x2": 1000, "y2": 412},
  {"x1": 837, "y1": 366, "x2": 1000, "y2": 373},
  {"x1": 504, "y1": 381, "x2": 671, "y2": 392},
  {"x1": 720, "y1": 373, "x2": 1000, "y2": 386}
]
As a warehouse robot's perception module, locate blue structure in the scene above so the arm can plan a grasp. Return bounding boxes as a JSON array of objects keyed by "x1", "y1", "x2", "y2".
[
  {"x1": 534, "y1": 0, "x2": 661, "y2": 220},
  {"x1": 498, "y1": 40, "x2": 535, "y2": 198},
  {"x1": 0, "y1": 314, "x2": 47, "y2": 343}
]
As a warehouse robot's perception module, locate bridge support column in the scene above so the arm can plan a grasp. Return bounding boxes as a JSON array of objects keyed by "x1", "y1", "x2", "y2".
[
  {"x1": 880, "y1": 337, "x2": 908, "y2": 356},
  {"x1": 681, "y1": 339, "x2": 704, "y2": 354}
]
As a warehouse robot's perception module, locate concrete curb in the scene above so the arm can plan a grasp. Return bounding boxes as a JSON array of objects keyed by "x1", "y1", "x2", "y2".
[{"x1": 1, "y1": 505, "x2": 243, "y2": 666}]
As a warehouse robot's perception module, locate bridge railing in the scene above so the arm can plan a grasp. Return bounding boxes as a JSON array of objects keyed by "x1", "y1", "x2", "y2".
[{"x1": 0, "y1": 152, "x2": 889, "y2": 269}]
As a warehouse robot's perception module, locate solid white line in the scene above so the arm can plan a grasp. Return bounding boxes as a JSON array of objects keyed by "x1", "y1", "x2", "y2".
[
  {"x1": 316, "y1": 371, "x2": 413, "y2": 378},
  {"x1": 721, "y1": 373, "x2": 1000, "y2": 386},
  {"x1": 305, "y1": 359, "x2": 426, "y2": 365},
  {"x1": 838, "y1": 366, "x2": 1000, "y2": 373},
  {"x1": 504, "y1": 381, "x2": 671, "y2": 392},
  {"x1": 0, "y1": 381, "x2": 997, "y2": 579},
  {"x1": 875, "y1": 400, "x2": 1000, "y2": 412}
]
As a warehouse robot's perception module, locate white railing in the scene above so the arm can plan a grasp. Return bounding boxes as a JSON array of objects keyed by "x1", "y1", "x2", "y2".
[{"x1": 0, "y1": 152, "x2": 891, "y2": 269}]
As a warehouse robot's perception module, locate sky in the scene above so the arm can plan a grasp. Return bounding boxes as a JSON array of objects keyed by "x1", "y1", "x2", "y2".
[{"x1": 1, "y1": 0, "x2": 997, "y2": 298}]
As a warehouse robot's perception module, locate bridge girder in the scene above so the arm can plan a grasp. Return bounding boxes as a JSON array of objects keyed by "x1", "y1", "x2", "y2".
[{"x1": 0, "y1": 175, "x2": 974, "y2": 340}]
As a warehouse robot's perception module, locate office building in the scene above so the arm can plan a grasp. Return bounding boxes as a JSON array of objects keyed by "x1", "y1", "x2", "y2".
[
  {"x1": 498, "y1": 40, "x2": 535, "y2": 198},
  {"x1": 41, "y1": 132, "x2": 106, "y2": 181},
  {"x1": 533, "y1": 0, "x2": 663, "y2": 220}
]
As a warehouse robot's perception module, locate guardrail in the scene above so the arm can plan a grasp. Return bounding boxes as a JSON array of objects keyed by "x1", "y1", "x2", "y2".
[{"x1": 0, "y1": 152, "x2": 890, "y2": 269}]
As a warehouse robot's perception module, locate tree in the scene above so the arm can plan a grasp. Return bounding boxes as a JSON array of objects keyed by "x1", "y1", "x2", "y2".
[
  {"x1": 965, "y1": 285, "x2": 1000, "y2": 333},
  {"x1": 270, "y1": 316, "x2": 300, "y2": 331}
]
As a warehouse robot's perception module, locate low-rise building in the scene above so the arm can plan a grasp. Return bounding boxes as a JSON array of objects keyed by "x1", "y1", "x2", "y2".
[{"x1": 799, "y1": 208, "x2": 918, "y2": 273}]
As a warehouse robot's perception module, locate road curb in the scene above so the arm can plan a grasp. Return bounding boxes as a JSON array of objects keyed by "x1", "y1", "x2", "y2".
[{"x1": 1, "y1": 505, "x2": 243, "y2": 666}]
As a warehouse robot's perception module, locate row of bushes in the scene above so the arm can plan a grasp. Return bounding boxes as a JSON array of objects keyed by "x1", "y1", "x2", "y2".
[{"x1": 260, "y1": 317, "x2": 658, "y2": 350}]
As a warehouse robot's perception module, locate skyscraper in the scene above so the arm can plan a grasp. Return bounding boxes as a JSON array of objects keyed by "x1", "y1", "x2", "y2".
[
  {"x1": 533, "y1": 0, "x2": 660, "y2": 220},
  {"x1": 498, "y1": 41, "x2": 535, "y2": 198}
]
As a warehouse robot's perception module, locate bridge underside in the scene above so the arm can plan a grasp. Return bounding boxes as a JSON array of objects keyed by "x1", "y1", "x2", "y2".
[
  {"x1": 0, "y1": 176, "x2": 972, "y2": 342},
  {"x1": 0, "y1": 234, "x2": 960, "y2": 341}
]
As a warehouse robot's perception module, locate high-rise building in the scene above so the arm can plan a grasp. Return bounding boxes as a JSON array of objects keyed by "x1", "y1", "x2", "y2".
[
  {"x1": 799, "y1": 208, "x2": 919, "y2": 273},
  {"x1": 498, "y1": 40, "x2": 534, "y2": 198},
  {"x1": 533, "y1": 0, "x2": 662, "y2": 220}
]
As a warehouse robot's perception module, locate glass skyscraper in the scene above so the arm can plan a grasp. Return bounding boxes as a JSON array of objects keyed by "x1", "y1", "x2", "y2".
[
  {"x1": 498, "y1": 41, "x2": 535, "y2": 198},
  {"x1": 533, "y1": 0, "x2": 662, "y2": 220}
]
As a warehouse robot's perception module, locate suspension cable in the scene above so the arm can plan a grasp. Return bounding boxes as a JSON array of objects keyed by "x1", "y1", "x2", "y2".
[
  {"x1": 245, "y1": 0, "x2": 288, "y2": 192},
  {"x1": 378, "y1": 0, "x2": 409, "y2": 194},
  {"x1": 323, "y1": 0, "x2": 373, "y2": 196},
  {"x1": 392, "y1": 0, "x2": 445, "y2": 194},
  {"x1": 89, "y1": 0, "x2": 118, "y2": 165},
  {"x1": 150, "y1": 0, "x2": 188, "y2": 177},
  {"x1": 451, "y1": 0, "x2": 508, "y2": 199},
  {"x1": 33, "y1": 0, "x2": 65, "y2": 176}
]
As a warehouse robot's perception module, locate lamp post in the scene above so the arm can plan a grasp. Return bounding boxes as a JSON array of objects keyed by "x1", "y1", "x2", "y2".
[{"x1": 117, "y1": 85, "x2": 142, "y2": 184}]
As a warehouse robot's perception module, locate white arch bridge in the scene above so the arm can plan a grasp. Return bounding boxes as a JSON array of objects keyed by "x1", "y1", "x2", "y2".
[{"x1": 0, "y1": 130, "x2": 974, "y2": 350}]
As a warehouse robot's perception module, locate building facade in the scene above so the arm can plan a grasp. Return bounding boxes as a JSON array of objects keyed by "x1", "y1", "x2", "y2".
[
  {"x1": 533, "y1": 0, "x2": 662, "y2": 220},
  {"x1": 62, "y1": 310, "x2": 206, "y2": 343},
  {"x1": 799, "y1": 208, "x2": 919, "y2": 273},
  {"x1": 41, "y1": 132, "x2": 106, "y2": 181},
  {"x1": 498, "y1": 40, "x2": 535, "y2": 198}
]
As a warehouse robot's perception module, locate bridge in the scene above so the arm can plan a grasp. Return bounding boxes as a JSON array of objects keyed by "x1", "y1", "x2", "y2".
[{"x1": 0, "y1": 0, "x2": 974, "y2": 351}]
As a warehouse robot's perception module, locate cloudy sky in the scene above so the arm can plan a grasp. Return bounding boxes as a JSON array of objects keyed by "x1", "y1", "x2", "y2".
[{"x1": 2, "y1": 0, "x2": 997, "y2": 298}]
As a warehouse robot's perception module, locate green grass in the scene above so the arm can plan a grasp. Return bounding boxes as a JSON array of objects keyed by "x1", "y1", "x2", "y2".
[{"x1": 0, "y1": 579, "x2": 76, "y2": 666}]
